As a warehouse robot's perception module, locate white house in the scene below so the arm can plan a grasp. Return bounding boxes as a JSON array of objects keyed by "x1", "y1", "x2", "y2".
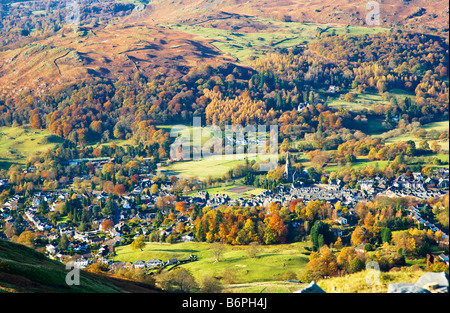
[
  {"x1": 146, "y1": 259, "x2": 163, "y2": 268},
  {"x1": 122, "y1": 200, "x2": 131, "y2": 210},
  {"x1": 132, "y1": 187, "x2": 143, "y2": 194},
  {"x1": 181, "y1": 233, "x2": 194, "y2": 242},
  {"x1": 46, "y1": 244, "x2": 57, "y2": 254},
  {"x1": 358, "y1": 179, "x2": 374, "y2": 191},
  {"x1": 73, "y1": 232, "x2": 88, "y2": 242},
  {"x1": 327, "y1": 85, "x2": 337, "y2": 93},
  {"x1": 355, "y1": 243, "x2": 366, "y2": 254},
  {"x1": 134, "y1": 260, "x2": 146, "y2": 269},
  {"x1": 166, "y1": 258, "x2": 178, "y2": 266},
  {"x1": 74, "y1": 258, "x2": 89, "y2": 268},
  {"x1": 335, "y1": 216, "x2": 348, "y2": 225}
]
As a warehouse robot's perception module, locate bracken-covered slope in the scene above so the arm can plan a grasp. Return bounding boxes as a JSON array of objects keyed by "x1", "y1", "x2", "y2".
[
  {"x1": 144, "y1": 0, "x2": 449, "y2": 32},
  {"x1": 0, "y1": 23, "x2": 234, "y2": 98},
  {"x1": 0, "y1": 0, "x2": 447, "y2": 98},
  {"x1": 0, "y1": 239, "x2": 160, "y2": 293}
]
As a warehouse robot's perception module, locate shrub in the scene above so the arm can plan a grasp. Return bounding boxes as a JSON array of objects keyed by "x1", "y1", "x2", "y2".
[
  {"x1": 282, "y1": 270, "x2": 297, "y2": 281},
  {"x1": 221, "y1": 267, "x2": 238, "y2": 284},
  {"x1": 349, "y1": 257, "x2": 365, "y2": 273},
  {"x1": 200, "y1": 275, "x2": 223, "y2": 293}
]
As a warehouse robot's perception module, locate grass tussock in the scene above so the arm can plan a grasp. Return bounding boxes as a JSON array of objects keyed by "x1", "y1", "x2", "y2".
[{"x1": 317, "y1": 268, "x2": 426, "y2": 293}]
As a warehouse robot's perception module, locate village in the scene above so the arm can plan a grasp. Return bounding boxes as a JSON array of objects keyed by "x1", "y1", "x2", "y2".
[{"x1": 0, "y1": 162, "x2": 448, "y2": 272}]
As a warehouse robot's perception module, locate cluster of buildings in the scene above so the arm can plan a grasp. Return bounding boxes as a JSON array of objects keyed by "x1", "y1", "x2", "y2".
[
  {"x1": 0, "y1": 162, "x2": 449, "y2": 270},
  {"x1": 379, "y1": 170, "x2": 449, "y2": 200},
  {"x1": 109, "y1": 255, "x2": 197, "y2": 271},
  {"x1": 408, "y1": 205, "x2": 448, "y2": 240}
]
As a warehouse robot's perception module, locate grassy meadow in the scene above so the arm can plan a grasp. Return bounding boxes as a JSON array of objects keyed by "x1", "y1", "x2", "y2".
[
  {"x1": 112, "y1": 241, "x2": 429, "y2": 293},
  {"x1": 0, "y1": 125, "x2": 65, "y2": 170},
  {"x1": 378, "y1": 119, "x2": 449, "y2": 155},
  {"x1": 113, "y1": 241, "x2": 311, "y2": 285},
  {"x1": 324, "y1": 156, "x2": 390, "y2": 173},
  {"x1": 163, "y1": 18, "x2": 386, "y2": 64},
  {"x1": 186, "y1": 183, "x2": 267, "y2": 199},
  {"x1": 160, "y1": 152, "x2": 276, "y2": 179},
  {"x1": 326, "y1": 89, "x2": 416, "y2": 114}
]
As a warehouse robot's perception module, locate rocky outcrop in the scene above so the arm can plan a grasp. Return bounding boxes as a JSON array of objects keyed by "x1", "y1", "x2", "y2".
[{"x1": 388, "y1": 272, "x2": 449, "y2": 293}]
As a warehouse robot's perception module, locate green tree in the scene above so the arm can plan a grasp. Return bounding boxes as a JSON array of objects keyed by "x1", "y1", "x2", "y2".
[
  {"x1": 59, "y1": 233, "x2": 69, "y2": 251},
  {"x1": 310, "y1": 221, "x2": 332, "y2": 250},
  {"x1": 381, "y1": 227, "x2": 392, "y2": 243},
  {"x1": 349, "y1": 257, "x2": 365, "y2": 273},
  {"x1": 419, "y1": 140, "x2": 430, "y2": 151},
  {"x1": 102, "y1": 197, "x2": 115, "y2": 217}
]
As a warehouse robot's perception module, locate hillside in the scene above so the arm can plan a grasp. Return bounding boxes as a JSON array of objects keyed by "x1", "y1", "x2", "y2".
[
  {"x1": 0, "y1": 0, "x2": 447, "y2": 98},
  {"x1": 113, "y1": 241, "x2": 311, "y2": 284},
  {"x1": 0, "y1": 23, "x2": 235, "y2": 99},
  {"x1": 0, "y1": 125, "x2": 66, "y2": 170},
  {"x1": 145, "y1": 0, "x2": 449, "y2": 34},
  {"x1": 0, "y1": 239, "x2": 160, "y2": 293}
]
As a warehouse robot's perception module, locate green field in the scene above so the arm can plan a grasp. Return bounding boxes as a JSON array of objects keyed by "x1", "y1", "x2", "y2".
[
  {"x1": 224, "y1": 280, "x2": 306, "y2": 293},
  {"x1": 163, "y1": 18, "x2": 386, "y2": 64},
  {"x1": 327, "y1": 89, "x2": 416, "y2": 114},
  {"x1": 422, "y1": 120, "x2": 449, "y2": 132},
  {"x1": 379, "y1": 120, "x2": 449, "y2": 153},
  {"x1": 382, "y1": 134, "x2": 449, "y2": 154},
  {"x1": 324, "y1": 156, "x2": 390, "y2": 173},
  {"x1": 113, "y1": 241, "x2": 311, "y2": 285},
  {"x1": 0, "y1": 126, "x2": 65, "y2": 170},
  {"x1": 160, "y1": 152, "x2": 275, "y2": 179},
  {"x1": 112, "y1": 241, "x2": 428, "y2": 293},
  {"x1": 187, "y1": 183, "x2": 267, "y2": 199}
]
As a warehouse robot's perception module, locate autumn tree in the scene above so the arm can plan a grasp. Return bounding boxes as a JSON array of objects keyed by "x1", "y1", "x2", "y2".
[
  {"x1": 264, "y1": 212, "x2": 288, "y2": 244},
  {"x1": 14, "y1": 231, "x2": 36, "y2": 248},
  {"x1": 113, "y1": 184, "x2": 126, "y2": 196},
  {"x1": 131, "y1": 236, "x2": 146, "y2": 251},
  {"x1": 101, "y1": 219, "x2": 114, "y2": 232},
  {"x1": 200, "y1": 275, "x2": 223, "y2": 293},
  {"x1": 304, "y1": 245, "x2": 338, "y2": 281},
  {"x1": 175, "y1": 201, "x2": 187, "y2": 214},
  {"x1": 159, "y1": 268, "x2": 199, "y2": 292},
  {"x1": 334, "y1": 237, "x2": 343, "y2": 250},
  {"x1": 351, "y1": 227, "x2": 366, "y2": 246}
]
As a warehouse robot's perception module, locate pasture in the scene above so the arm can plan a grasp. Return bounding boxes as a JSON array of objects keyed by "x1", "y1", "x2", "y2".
[
  {"x1": 160, "y1": 152, "x2": 276, "y2": 179},
  {"x1": 163, "y1": 17, "x2": 386, "y2": 64},
  {"x1": 187, "y1": 183, "x2": 267, "y2": 199},
  {"x1": 113, "y1": 241, "x2": 311, "y2": 285},
  {"x1": 0, "y1": 125, "x2": 65, "y2": 170}
]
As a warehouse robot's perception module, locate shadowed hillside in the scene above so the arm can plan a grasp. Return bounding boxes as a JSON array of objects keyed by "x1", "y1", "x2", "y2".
[{"x1": 0, "y1": 239, "x2": 160, "y2": 293}]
